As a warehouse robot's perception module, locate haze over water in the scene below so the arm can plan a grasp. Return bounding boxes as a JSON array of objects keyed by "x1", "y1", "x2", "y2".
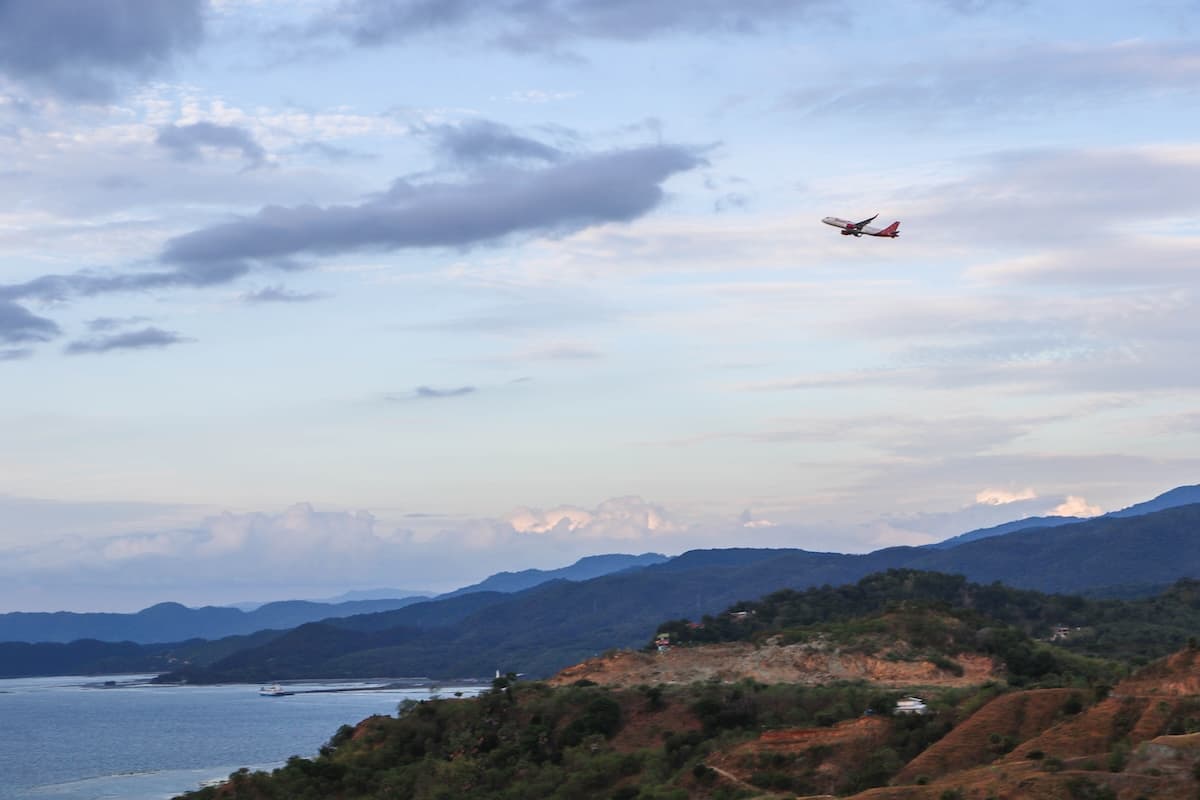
[{"x1": 0, "y1": 675, "x2": 480, "y2": 800}]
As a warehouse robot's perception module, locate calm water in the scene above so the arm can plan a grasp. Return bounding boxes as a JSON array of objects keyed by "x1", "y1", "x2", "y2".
[{"x1": 0, "y1": 674, "x2": 484, "y2": 800}]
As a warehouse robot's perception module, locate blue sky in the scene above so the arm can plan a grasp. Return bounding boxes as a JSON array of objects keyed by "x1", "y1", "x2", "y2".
[{"x1": 2, "y1": 0, "x2": 1199, "y2": 611}]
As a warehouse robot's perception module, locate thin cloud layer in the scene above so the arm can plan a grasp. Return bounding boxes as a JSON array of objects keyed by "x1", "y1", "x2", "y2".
[
  {"x1": 240, "y1": 285, "x2": 329, "y2": 304},
  {"x1": 330, "y1": 0, "x2": 828, "y2": 50},
  {"x1": 64, "y1": 327, "x2": 190, "y2": 356},
  {"x1": 0, "y1": 0, "x2": 207, "y2": 100},
  {"x1": 412, "y1": 385, "x2": 477, "y2": 399},
  {"x1": 791, "y1": 40, "x2": 1200, "y2": 121}
]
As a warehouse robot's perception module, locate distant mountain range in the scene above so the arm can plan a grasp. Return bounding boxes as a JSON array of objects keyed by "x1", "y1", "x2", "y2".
[
  {"x1": 3, "y1": 485, "x2": 1199, "y2": 681},
  {"x1": 0, "y1": 552, "x2": 667, "y2": 644},
  {"x1": 931, "y1": 483, "x2": 1200, "y2": 549},
  {"x1": 146, "y1": 499, "x2": 1200, "y2": 682}
]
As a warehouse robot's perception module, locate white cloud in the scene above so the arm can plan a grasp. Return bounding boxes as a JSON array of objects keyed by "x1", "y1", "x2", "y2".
[
  {"x1": 975, "y1": 487, "x2": 1037, "y2": 505},
  {"x1": 1051, "y1": 495, "x2": 1102, "y2": 517},
  {"x1": 506, "y1": 496, "x2": 678, "y2": 539}
]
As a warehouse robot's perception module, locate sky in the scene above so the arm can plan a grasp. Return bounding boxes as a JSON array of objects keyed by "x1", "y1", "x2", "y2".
[{"x1": 2, "y1": 0, "x2": 1199, "y2": 611}]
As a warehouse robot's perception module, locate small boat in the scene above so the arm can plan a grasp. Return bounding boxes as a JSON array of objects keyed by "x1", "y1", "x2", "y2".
[{"x1": 258, "y1": 684, "x2": 290, "y2": 696}]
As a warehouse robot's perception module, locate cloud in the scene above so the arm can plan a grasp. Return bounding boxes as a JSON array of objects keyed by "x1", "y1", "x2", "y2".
[
  {"x1": 156, "y1": 121, "x2": 267, "y2": 167},
  {"x1": 790, "y1": 40, "x2": 1200, "y2": 122},
  {"x1": 327, "y1": 0, "x2": 827, "y2": 51},
  {"x1": 240, "y1": 285, "x2": 330, "y2": 303},
  {"x1": 411, "y1": 385, "x2": 477, "y2": 399},
  {"x1": 975, "y1": 487, "x2": 1037, "y2": 505},
  {"x1": 157, "y1": 143, "x2": 703, "y2": 274},
  {"x1": 504, "y1": 496, "x2": 678, "y2": 539},
  {"x1": 431, "y1": 119, "x2": 563, "y2": 165},
  {"x1": 86, "y1": 316, "x2": 152, "y2": 332},
  {"x1": 1051, "y1": 495, "x2": 1102, "y2": 517},
  {"x1": 0, "y1": 132, "x2": 699, "y2": 361},
  {"x1": 0, "y1": 300, "x2": 60, "y2": 344},
  {"x1": 0, "y1": 0, "x2": 207, "y2": 100},
  {"x1": 0, "y1": 347, "x2": 32, "y2": 361},
  {"x1": 0, "y1": 489, "x2": 1140, "y2": 610},
  {"x1": 64, "y1": 326, "x2": 191, "y2": 356}
]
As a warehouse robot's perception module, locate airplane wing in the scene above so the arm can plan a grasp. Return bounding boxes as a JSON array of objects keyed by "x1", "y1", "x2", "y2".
[{"x1": 853, "y1": 213, "x2": 878, "y2": 230}]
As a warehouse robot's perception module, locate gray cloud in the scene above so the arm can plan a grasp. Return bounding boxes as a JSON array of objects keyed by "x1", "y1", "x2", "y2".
[
  {"x1": 240, "y1": 285, "x2": 330, "y2": 304},
  {"x1": 159, "y1": 143, "x2": 702, "y2": 273},
  {"x1": 0, "y1": 140, "x2": 699, "y2": 359},
  {"x1": 0, "y1": 347, "x2": 32, "y2": 361},
  {"x1": 432, "y1": 120, "x2": 563, "y2": 165},
  {"x1": 328, "y1": 0, "x2": 827, "y2": 50},
  {"x1": 156, "y1": 122, "x2": 267, "y2": 167},
  {"x1": 0, "y1": 0, "x2": 206, "y2": 100},
  {"x1": 64, "y1": 327, "x2": 190, "y2": 356},
  {"x1": 413, "y1": 385, "x2": 476, "y2": 399},
  {"x1": 87, "y1": 316, "x2": 151, "y2": 332},
  {"x1": 298, "y1": 141, "x2": 377, "y2": 162},
  {"x1": 0, "y1": 300, "x2": 59, "y2": 344}
]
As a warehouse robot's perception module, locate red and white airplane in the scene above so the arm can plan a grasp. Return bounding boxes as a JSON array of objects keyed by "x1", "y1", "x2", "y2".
[{"x1": 822, "y1": 214, "x2": 900, "y2": 238}]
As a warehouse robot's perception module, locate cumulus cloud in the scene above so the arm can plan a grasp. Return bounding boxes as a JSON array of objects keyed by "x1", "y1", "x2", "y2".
[
  {"x1": 0, "y1": 0, "x2": 207, "y2": 100},
  {"x1": 156, "y1": 121, "x2": 267, "y2": 167},
  {"x1": 505, "y1": 496, "x2": 678, "y2": 539},
  {"x1": 739, "y1": 509, "x2": 776, "y2": 528},
  {"x1": 0, "y1": 499, "x2": 690, "y2": 608},
  {"x1": 64, "y1": 327, "x2": 191, "y2": 356},
  {"x1": 1051, "y1": 495, "x2": 1102, "y2": 517},
  {"x1": 0, "y1": 488, "x2": 1134, "y2": 610}
]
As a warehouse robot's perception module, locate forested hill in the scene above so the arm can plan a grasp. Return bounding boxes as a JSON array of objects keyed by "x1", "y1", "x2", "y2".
[{"x1": 658, "y1": 569, "x2": 1200, "y2": 665}]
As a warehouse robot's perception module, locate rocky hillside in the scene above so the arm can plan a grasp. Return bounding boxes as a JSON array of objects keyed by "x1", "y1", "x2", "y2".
[
  {"x1": 638, "y1": 647, "x2": 1200, "y2": 800},
  {"x1": 178, "y1": 644, "x2": 1200, "y2": 800},
  {"x1": 550, "y1": 638, "x2": 997, "y2": 689}
]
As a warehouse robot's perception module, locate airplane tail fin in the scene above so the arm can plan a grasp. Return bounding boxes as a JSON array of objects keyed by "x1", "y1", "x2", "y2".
[{"x1": 877, "y1": 221, "x2": 900, "y2": 237}]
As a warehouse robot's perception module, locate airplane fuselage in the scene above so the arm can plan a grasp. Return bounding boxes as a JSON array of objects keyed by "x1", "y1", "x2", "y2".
[{"x1": 822, "y1": 216, "x2": 900, "y2": 238}]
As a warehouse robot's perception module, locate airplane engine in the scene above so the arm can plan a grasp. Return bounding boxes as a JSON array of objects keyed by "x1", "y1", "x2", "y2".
[{"x1": 841, "y1": 229, "x2": 853, "y2": 235}]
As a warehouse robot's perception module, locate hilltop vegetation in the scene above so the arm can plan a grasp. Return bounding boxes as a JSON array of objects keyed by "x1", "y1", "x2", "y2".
[
  {"x1": 175, "y1": 647, "x2": 1200, "y2": 800},
  {"x1": 175, "y1": 676, "x2": 990, "y2": 800},
  {"x1": 658, "y1": 569, "x2": 1200, "y2": 668},
  {"x1": 166, "y1": 561, "x2": 1200, "y2": 800}
]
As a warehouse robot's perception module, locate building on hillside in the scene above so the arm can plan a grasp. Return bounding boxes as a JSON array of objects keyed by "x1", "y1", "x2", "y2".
[
  {"x1": 655, "y1": 633, "x2": 671, "y2": 653},
  {"x1": 895, "y1": 696, "x2": 929, "y2": 715}
]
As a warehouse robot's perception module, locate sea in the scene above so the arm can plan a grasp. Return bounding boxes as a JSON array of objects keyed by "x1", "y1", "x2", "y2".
[{"x1": 0, "y1": 674, "x2": 485, "y2": 800}]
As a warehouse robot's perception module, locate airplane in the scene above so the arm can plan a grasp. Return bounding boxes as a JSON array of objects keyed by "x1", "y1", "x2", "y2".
[{"x1": 822, "y1": 214, "x2": 900, "y2": 238}]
